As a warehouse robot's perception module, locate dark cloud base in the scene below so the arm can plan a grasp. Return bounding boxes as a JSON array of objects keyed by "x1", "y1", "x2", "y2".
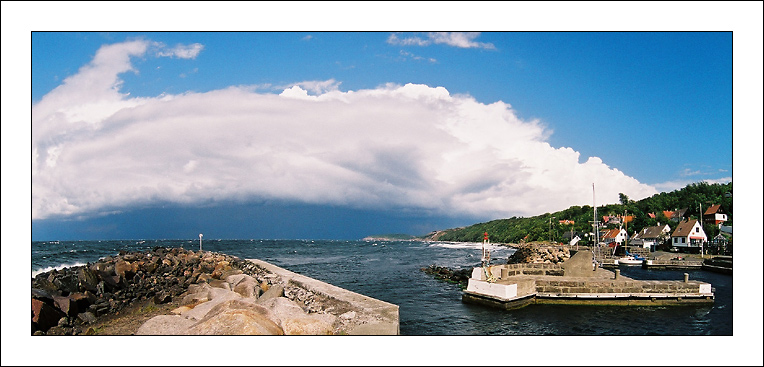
[{"x1": 31, "y1": 201, "x2": 481, "y2": 241}]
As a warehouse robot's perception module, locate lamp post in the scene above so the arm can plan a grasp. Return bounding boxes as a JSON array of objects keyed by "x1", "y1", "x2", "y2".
[
  {"x1": 549, "y1": 216, "x2": 555, "y2": 244},
  {"x1": 199, "y1": 233, "x2": 203, "y2": 251}
]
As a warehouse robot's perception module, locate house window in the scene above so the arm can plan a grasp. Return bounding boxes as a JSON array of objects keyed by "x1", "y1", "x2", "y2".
[
  {"x1": 695, "y1": 227, "x2": 699, "y2": 233},
  {"x1": 682, "y1": 238, "x2": 685, "y2": 243}
]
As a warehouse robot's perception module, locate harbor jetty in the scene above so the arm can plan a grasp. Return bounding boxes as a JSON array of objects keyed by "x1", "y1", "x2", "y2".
[
  {"x1": 597, "y1": 249, "x2": 732, "y2": 273},
  {"x1": 462, "y1": 250, "x2": 714, "y2": 310},
  {"x1": 31, "y1": 247, "x2": 399, "y2": 335}
]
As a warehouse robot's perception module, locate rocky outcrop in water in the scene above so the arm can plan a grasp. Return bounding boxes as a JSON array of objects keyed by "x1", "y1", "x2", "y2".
[
  {"x1": 420, "y1": 265, "x2": 473, "y2": 288},
  {"x1": 31, "y1": 247, "x2": 353, "y2": 335}
]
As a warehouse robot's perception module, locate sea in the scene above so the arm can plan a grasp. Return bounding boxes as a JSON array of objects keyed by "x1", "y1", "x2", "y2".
[{"x1": 31, "y1": 239, "x2": 733, "y2": 336}]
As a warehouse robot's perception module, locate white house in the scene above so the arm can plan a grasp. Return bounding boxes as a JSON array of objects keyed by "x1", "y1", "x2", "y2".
[
  {"x1": 703, "y1": 204, "x2": 728, "y2": 226},
  {"x1": 602, "y1": 228, "x2": 628, "y2": 246},
  {"x1": 671, "y1": 219, "x2": 707, "y2": 251},
  {"x1": 631, "y1": 224, "x2": 671, "y2": 251}
]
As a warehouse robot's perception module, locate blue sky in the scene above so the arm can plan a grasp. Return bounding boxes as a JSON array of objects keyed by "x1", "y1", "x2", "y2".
[
  {"x1": 32, "y1": 32, "x2": 732, "y2": 239},
  {"x1": 3, "y1": 3, "x2": 760, "y2": 242}
]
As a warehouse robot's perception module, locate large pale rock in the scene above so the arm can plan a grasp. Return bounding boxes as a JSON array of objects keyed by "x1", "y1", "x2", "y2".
[
  {"x1": 182, "y1": 290, "x2": 210, "y2": 306},
  {"x1": 186, "y1": 282, "x2": 212, "y2": 296},
  {"x1": 220, "y1": 269, "x2": 243, "y2": 280},
  {"x1": 181, "y1": 288, "x2": 243, "y2": 320},
  {"x1": 135, "y1": 315, "x2": 196, "y2": 335},
  {"x1": 281, "y1": 316, "x2": 334, "y2": 335},
  {"x1": 256, "y1": 283, "x2": 284, "y2": 303},
  {"x1": 225, "y1": 273, "x2": 251, "y2": 288},
  {"x1": 258, "y1": 297, "x2": 305, "y2": 322},
  {"x1": 259, "y1": 297, "x2": 336, "y2": 335},
  {"x1": 234, "y1": 281, "x2": 259, "y2": 298},
  {"x1": 208, "y1": 279, "x2": 231, "y2": 291},
  {"x1": 185, "y1": 299, "x2": 283, "y2": 335}
]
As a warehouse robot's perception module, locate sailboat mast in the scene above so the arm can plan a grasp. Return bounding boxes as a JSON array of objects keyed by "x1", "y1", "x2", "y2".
[{"x1": 593, "y1": 183, "x2": 598, "y2": 265}]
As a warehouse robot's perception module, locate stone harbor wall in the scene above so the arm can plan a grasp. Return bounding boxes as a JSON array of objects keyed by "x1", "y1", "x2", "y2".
[
  {"x1": 31, "y1": 247, "x2": 399, "y2": 335},
  {"x1": 506, "y1": 243, "x2": 571, "y2": 264}
]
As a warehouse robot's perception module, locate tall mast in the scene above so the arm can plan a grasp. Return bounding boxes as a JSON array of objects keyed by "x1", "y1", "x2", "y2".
[{"x1": 593, "y1": 183, "x2": 598, "y2": 265}]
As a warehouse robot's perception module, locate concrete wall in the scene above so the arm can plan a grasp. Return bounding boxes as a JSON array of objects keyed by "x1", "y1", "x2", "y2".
[
  {"x1": 535, "y1": 279, "x2": 712, "y2": 295},
  {"x1": 247, "y1": 259, "x2": 399, "y2": 335}
]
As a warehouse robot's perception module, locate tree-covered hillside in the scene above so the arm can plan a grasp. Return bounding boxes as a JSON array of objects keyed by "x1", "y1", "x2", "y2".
[{"x1": 424, "y1": 182, "x2": 732, "y2": 244}]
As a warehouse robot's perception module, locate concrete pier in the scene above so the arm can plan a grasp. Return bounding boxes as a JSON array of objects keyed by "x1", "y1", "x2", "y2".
[
  {"x1": 248, "y1": 259, "x2": 400, "y2": 335},
  {"x1": 463, "y1": 251, "x2": 714, "y2": 310},
  {"x1": 642, "y1": 259, "x2": 703, "y2": 270}
]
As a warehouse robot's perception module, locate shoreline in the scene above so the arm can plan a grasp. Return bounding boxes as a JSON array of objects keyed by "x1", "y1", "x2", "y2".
[{"x1": 31, "y1": 246, "x2": 398, "y2": 335}]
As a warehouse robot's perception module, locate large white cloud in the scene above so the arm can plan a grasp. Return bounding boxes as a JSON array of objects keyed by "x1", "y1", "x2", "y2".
[{"x1": 32, "y1": 39, "x2": 657, "y2": 220}]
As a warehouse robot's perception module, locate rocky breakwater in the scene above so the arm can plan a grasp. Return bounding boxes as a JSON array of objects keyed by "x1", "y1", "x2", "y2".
[
  {"x1": 32, "y1": 246, "x2": 208, "y2": 335},
  {"x1": 420, "y1": 265, "x2": 473, "y2": 288},
  {"x1": 507, "y1": 243, "x2": 571, "y2": 265},
  {"x1": 32, "y1": 247, "x2": 396, "y2": 335}
]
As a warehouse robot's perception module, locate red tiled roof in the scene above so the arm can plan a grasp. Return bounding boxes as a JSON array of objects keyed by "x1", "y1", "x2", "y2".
[
  {"x1": 704, "y1": 204, "x2": 721, "y2": 215},
  {"x1": 602, "y1": 228, "x2": 622, "y2": 239}
]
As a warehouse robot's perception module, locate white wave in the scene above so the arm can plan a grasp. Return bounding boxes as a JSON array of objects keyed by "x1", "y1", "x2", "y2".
[
  {"x1": 428, "y1": 242, "x2": 506, "y2": 251},
  {"x1": 32, "y1": 262, "x2": 87, "y2": 278}
]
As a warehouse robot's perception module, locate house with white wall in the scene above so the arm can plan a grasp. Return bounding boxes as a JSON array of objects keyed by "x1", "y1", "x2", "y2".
[
  {"x1": 703, "y1": 204, "x2": 728, "y2": 226},
  {"x1": 602, "y1": 228, "x2": 628, "y2": 247},
  {"x1": 671, "y1": 219, "x2": 707, "y2": 251},
  {"x1": 631, "y1": 223, "x2": 671, "y2": 251}
]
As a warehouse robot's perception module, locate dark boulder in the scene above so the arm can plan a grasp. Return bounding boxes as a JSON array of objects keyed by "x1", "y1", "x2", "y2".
[
  {"x1": 77, "y1": 266, "x2": 100, "y2": 292},
  {"x1": 32, "y1": 298, "x2": 65, "y2": 332},
  {"x1": 68, "y1": 293, "x2": 91, "y2": 314},
  {"x1": 77, "y1": 311, "x2": 97, "y2": 325},
  {"x1": 52, "y1": 272, "x2": 80, "y2": 295},
  {"x1": 32, "y1": 277, "x2": 60, "y2": 295},
  {"x1": 154, "y1": 292, "x2": 172, "y2": 304},
  {"x1": 123, "y1": 253, "x2": 138, "y2": 262},
  {"x1": 53, "y1": 295, "x2": 79, "y2": 317},
  {"x1": 32, "y1": 288, "x2": 56, "y2": 305},
  {"x1": 98, "y1": 271, "x2": 122, "y2": 290}
]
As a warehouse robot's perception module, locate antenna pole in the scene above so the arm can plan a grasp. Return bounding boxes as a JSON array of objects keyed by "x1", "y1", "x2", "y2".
[{"x1": 593, "y1": 183, "x2": 598, "y2": 267}]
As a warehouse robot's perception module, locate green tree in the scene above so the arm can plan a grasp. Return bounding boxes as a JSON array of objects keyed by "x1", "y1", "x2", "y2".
[{"x1": 619, "y1": 192, "x2": 630, "y2": 205}]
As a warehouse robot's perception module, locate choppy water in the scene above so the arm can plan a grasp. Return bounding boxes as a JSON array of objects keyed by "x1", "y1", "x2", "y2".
[{"x1": 32, "y1": 239, "x2": 732, "y2": 335}]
